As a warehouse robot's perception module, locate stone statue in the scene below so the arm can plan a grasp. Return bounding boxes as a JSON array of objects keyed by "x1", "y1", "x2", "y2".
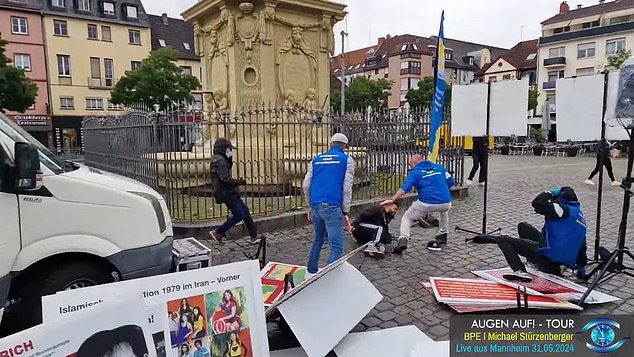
[
  {"x1": 277, "y1": 27, "x2": 317, "y2": 66},
  {"x1": 209, "y1": 88, "x2": 228, "y2": 112},
  {"x1": 302, "y1": 88, "x2": 318, "y2": 110},
  {"x1": 193, "y1": 22, "x2": 204, "y2": 57},
  {"x1": 321, "y1": 16, "x2": 335, "y2": 55},
  {"x1": 235, "y1": 2, "x2": 260, "y2": 61},
  {"x1": 259, "y1": 5, "x2": 275, "y2": 45},
  {"x1": 208, "y1": 30, "x2": 228, "y2": 67},
  {"x1": 220, "y1": 7, "x2": 235, "y2": 46},
  {"x1": 283, "y1": 90, "x2": 297, "y2": 108}
]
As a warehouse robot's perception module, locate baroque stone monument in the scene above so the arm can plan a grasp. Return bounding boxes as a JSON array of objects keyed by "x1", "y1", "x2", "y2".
[{"x1": 156, "y1": 0, "x2": 352, "y2": 190}]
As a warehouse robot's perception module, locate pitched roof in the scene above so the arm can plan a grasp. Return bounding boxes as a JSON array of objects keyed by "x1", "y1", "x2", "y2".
[
  {"x1": 476, "y1": 39, "x2": 538, "y2": 75},
  {"x1": 434, "y1": 37, "x2": 508, "y2": 70},
  {"x1": 149, "y1": 14, "x2": 199, "y2": 61},
  {"x1": 331, "y1": 45, "x2": 376, "y2": 74},
  {"x1": 542, "y1": 0, "x2": 634, "y2": 25}
]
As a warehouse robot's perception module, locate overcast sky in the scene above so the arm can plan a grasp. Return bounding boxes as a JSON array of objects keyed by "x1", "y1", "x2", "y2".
[{"x1": 144, "y1": 0, "x2": 606, "y2": 51}]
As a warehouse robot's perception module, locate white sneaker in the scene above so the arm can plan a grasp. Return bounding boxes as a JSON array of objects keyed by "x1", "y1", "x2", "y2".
[
  {"x1": 612, "y1": 181, "x2": 622, "y2": 186},
  {"x1": 466, "y1": 179, "x2": 474, "y2": 186},
  {"x1": 364, "y1": 244, "x2": 380, "y2": 257},
  {"x1": 478, "y1": 182, "x2": 486, "y2": 187},
  {"x1": 584, "y1": 179, "x2": 595, "y2": 185},
  {"x1": 306, "y1": 271, "x2": 315, "y2": 279}
]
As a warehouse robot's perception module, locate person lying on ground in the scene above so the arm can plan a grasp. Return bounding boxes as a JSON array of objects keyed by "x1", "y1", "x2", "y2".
[{"x1": 351, "y1": 201, "x2": 399, "y2": 257}]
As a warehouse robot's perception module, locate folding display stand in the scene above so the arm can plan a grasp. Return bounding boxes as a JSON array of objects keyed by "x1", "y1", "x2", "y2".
[
  {"x1": 455, "y1": 81, "x2": 501, "y2": 236},
  {"x1": 243, "y1": 235, "x2": 267, "y2": 269}
]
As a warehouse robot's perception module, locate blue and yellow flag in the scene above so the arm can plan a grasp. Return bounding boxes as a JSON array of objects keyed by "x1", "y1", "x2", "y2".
[{"x1": 428, "y1": 11, "x2": 446, "y2": 164}]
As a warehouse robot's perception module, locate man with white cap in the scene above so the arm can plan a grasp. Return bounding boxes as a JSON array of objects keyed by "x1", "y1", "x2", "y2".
[{"x1": 303, "y1": 133, "x2": 355, "y2": 274}]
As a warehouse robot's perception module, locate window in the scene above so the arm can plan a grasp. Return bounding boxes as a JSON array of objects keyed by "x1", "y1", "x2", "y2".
[
  {"x1": 103, "y1": 2, "x2": 115, "y2": 15},
  {"x1": 400, "y1": 61, "x2": 409, "y2": 69},
  {"x1": 181, "y1": 66, "x2": 192, "y2": 75},
  {"x1": 374, "y1": 68, "x2": 379, "y2": 75},
  {"x1": 582, "y1": 21, "x2": 600, "y2": 29},
  {"x1": 158, "y1": 39, "x2": 166, "y2": 47},
  {"x1": 11, "y1": 17, "x2": 28, "y2": 34},
  {"x1": 60, "y1": 96, "x2": 74, "y2": 109},
  {"x1": 578, "y1": 43, "x2": 596, "y2": 59},
  {"x1": 400, "y1": 78, "x2": 409, "y2": 91},
  {"x1": 576, "y1": 67, "x2": 595, "y2": 77},
  {"x1": 13, "y1": 54, "x2": 31, "y2": 71},
  {"x1": 502, "y1": 74, "x2": 512, "y2": 80},
  {"x1": 553, "y1": 26, "x2": 570, "y2": 34},
  {"x1": 52, "y1": 0, "x2": 65, "y2": 7},
  {"x1": 77, "y1": 0, "x2": 90, "y2": 11},
  {"x1": 401, "y1": 44, "x2": 408, "y2": 51},
  {"x1": 607, "y1": 38, "x2": 626, "y2": 55},
  {"x1": 101, "y1": 26, "x2": 112, "y2": 41},
  {"x1": 108, "y1": 99, "x2": 123, "y2": 110},
  {"x1": 445, "y1": 51, "x2": 452, "y2": 60},
  {"x1": 489, "y1": 76, "x2": 497, "y2": 82},
  {"x1": 125, "y1": 5, "x2": 138, "y2": 19},
  {"x1": 85, "y1": 97, "x2": 104, "y2": 110},
  {"x1": 192, "y1": 93, "x2": 203, "y2": 110},
  {"x1": 131, "y1": 61, "x2": 142, "y2": 70},
  {"x1": 409, "y1": 61, "x2": 421, "y2": 68},
  {"x1": 183, "y1": 42, "x2": 191, "y2": 50},
  {"x1": 53, "y1": 20, "x2": 68, "y2": 36},
  {"x1": 610, "y1": 16, "x2": 630, "y2": 25},
  {"x1": 57, "y1": 54, "x2": 71, "y2": 76},
  {"x1": 548, "y1": 47, "x2": 565, "y2": 58},
  {"x1": 129, "y1": 30, "x2": 141, "y2": 45},
  {"x1": 104, "y1": 59, "x2": 114, "y2": 87},
  {"x1": 87, "y1": 24, "x2": 98, "y2": 40},
  {"x1": 548, "y1": 70, "x2": 565, "y2": 82},
  {"x1": 526, "y1": 53, "x2": 537, "y2": 60}
]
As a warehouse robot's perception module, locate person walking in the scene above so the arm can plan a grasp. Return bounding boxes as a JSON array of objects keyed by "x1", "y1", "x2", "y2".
[
  {"x1": 466, "y1": 136, "x2": 487, "y2": 186},
  {"x1": 585, "y1": 139, "x2": 621, "y2": 186},
  {"x1": 209, "y1": 138, "x2": 264, "y2": 244},
  {"x1": 303, "y1": 133, "x2": 355, "y2": 274}
]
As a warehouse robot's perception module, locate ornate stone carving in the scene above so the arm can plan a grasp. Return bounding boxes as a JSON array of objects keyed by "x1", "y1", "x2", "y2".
[
  {"x1": 259, "y1": 4, "x2": 275, "y2": 45},
  {"x1": 320, "y1": 15, "x2": 335, "y2": 55},
  {"x1": 276, "y1": 27, "x2": 317, "y2": 101},
  {"x1": 235, "y1": 2, "x2": 261, "y2": 62},
  {"x1": 302, "y1": 88, "x2": 318, "y2": 110},
  {"x1": 193, "y1": 22, "x2": 205, "y2": 57},
  {"x1": 220, "y1": 7, "x2": 235, "y2": 46}
]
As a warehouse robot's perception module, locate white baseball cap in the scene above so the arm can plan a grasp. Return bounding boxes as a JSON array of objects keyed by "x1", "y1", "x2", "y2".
[{"x1": 331, "y1": 133, "x2": 349, "y2": 145}]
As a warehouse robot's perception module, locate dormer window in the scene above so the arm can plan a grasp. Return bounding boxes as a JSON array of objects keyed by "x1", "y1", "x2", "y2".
[
  {"x1": 401, "y1": 44, "x2": 408, "y2": 51},
  {"x1": 526, "y1": 53, "x2": 537, "y2": 60},
  {"x1": 103, "y1": 2, "x2": 115, "y2": 15},
  {"x1": 183, "y1": 42, "x2": 191, "y2": 50},
  {"x1": 445, "y1": 51, "x2": 452, "y2": 60},
  {"x1": 412, "y1": 43, "x2": 418, "y2": 51},
  {"x1": 52, "y1": 0, "x2": 65, "y2": 8},
  {"x1": 77, "y1": 0, "x2": 90, "y2": 11},
  {"x1": 159, "y1": 39, "x2": 166, "y2": 47},
  {"x1": 125, "y1": 5, "x2": 138, "y2": 19}
]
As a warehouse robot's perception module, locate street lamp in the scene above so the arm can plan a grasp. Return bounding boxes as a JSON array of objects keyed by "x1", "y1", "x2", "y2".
[{"x1": 340, "y1": 30, "x2": 348, "y2": 115}]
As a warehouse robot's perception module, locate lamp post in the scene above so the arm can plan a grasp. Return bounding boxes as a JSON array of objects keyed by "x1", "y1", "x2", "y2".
[{"x1": 340, "y1": 30, "x2": 348, "y2": 115}]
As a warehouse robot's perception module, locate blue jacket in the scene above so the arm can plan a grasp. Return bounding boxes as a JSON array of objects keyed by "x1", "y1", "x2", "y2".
[
  {"x1": 401, "y1": 161, "x2": 454, "y2": 205},
  {"x1": 303, "y1": 146, "x2": 355, "y2": 212},
  {"x1": 539, "y1": 200, "x2": 587, "y2": 268}
]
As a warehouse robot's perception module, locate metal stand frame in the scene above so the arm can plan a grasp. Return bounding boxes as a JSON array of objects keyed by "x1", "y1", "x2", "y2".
[{"x1": 243, "y1": 235, "x2": 267, "y2": 270}]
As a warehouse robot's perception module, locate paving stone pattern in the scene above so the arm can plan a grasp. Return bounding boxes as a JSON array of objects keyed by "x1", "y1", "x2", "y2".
[{"x1": 198, "y1": 156, "x2": 634, "y2": 342}]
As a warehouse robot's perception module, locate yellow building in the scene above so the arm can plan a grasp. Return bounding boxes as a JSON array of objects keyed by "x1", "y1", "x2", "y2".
[{"x1": 42, "y1": 0, "x2": 151, "y2": 152}]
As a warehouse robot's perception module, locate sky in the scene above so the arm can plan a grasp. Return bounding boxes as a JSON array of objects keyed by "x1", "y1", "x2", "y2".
[{"x1": 143, "y1": 0, "x2": 607, "y2": 51}]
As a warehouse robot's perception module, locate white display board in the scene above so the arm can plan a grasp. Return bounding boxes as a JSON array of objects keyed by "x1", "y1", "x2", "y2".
[
  {"x1": 277, "y1": 262, "x2": 382, "y2": 357},
  {"x1": 604, "y1": 71, "x2": 631, "y2": 140},
  {"x1": 42, "y1": 260, "x2": 270, "y2": 357},
  {"x1": 333, "y1": 326, "x2": 448, "y2": 357},
  {"x1": 1, "y1": 298, "x2": 156, "y2": 357},
  {"x1": 489, "y1": 79, "x2": 530, "y2": 137},
  {"x1": 451, "y1": 83, "x2": 488, "y2": 136},
  {"x1": 556, "y1": 75, "x2": 605, "y2": 142}
]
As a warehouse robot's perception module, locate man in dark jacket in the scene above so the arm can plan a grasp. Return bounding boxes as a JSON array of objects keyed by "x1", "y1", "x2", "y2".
[
  {"x1": 477, "y1": 187, "x2": 588, "y2": 283},
  {"x1": 467, "y1": 136, "x2": 487, "y2": 186},
  {"x1": 585, "y1": 139, "x2": 620, "y2": 186},
  {"x1": 209, "y1": 138, "x2": 263, "y2": 244},
  {"x1": 352, "y1": 201, "x2": 399, "y2": 257}
]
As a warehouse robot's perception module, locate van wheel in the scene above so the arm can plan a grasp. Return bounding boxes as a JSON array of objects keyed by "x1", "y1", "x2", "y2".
[{"x1": 11, "y1": 260, "x2": 113, "y2": 332}]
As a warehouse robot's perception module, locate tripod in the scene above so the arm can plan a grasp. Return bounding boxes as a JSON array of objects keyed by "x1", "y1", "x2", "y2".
[{"x1": 578, "y1": 130, "x2": 634, "y2": 306}]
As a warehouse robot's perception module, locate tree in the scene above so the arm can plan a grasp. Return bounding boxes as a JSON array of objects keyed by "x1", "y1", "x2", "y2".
[
  {"x1": 0, "y1": 35, "x2": 37, "y2": 113},
  {"x1": 111, "y1": 48, "x2": 201, "y2": 111},
  {"x1": 330, "y1": 91, "x2": 341, "y2": 112},
  {"x1": 345, "y1": 76, "x2": 391, "y2": 111},
  {"x1": 406, "y1": 77, "x2": 452, "y2": 109},
  {"x1": 528, "y1": 88, "x2": 539, "y2": 112},
  {"x1": 607, "y1": 49, "x2": 632, "y2": 69}
]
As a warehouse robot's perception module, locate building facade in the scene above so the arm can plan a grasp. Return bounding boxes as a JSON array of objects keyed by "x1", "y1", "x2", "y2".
[
  {"x1": 537, "y1": 0, "x2": 634, "y2": 116},
  {"x1": 477, "y1": 39, "x2": 538, "y2": 85},
  {"x1": 0, "y1": 0, "x2": 51, "y2": 146},
  {"x1": 41, "y1": 0, "x2": 151, "y2": 152}
]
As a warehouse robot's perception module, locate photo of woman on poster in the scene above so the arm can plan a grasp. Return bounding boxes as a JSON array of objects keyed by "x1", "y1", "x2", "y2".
[
  {"x1": 175, "y1": 315, "x2": 194, "y2": 345},
  {"x1": 226, "y1": 332, "x2": 248, "y2": 357},
  {"x1": 180, "y1": 299, "x2": 193, "y2": 321},
  {"x1": 76, "y1": 325, "x2": 149, "y2": 357},
  {"x1": 192, "y1": 307, "x2": 206, "y2": 339},
  {"x1": 216, "y1": 290, "x2": 242, "y2": 332},
  {"x1": 180, "y1": 343, "x2": 194, "y2": 357},
  {"x1": 167, "y1": 295, "x2": 209, "y2": 347}
]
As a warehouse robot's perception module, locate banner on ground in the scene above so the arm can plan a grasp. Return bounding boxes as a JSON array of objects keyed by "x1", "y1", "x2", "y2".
[
  {"x1": 261, "y1": 262, "x2": 309, "y2": 307},
  {"x1": 472, "y1": 267, "x2": 620, "y2": 305},
  {"x1": 42, "y1": 260, "x2": 269, "y2": 357},
  {"x1": 1, "y1": 298, "x2": 155, "y2": 357}
]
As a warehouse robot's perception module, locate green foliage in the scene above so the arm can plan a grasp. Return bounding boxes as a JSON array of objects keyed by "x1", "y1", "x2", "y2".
[
  {"x1": 530, "y1": 127, "x2": 545, "y2": 143},
  {"x1": 111, "y1": 48, "x2": 201, "y2": 111},
  {"x1": 608, "y1": 50, "x2": 632, "y2": 69},
  {"x1": 330, "y1": 91, "x2": 341, "y2": 112},
  {"x1": 345, "y1": 76, "x2": 391, "y2": 111},
  {"x1": 406, "y1": 77, "x2": 452, "y2": 109},
  {"x1": 528, "y1": 88, "x2": 539, "y2": 112},
  {"x1": 0, "y1": 35, "x2": 37, "y2": 113}
]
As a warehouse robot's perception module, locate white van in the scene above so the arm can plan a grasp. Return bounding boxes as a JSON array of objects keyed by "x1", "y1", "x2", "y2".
[{"x1": 0, "y1": 112, "x2": 173, "y2": 332}]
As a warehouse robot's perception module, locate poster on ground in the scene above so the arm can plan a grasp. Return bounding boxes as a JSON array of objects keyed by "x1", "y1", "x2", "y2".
[
  {"x1": 1, "y1": 298, "x2": 155, "y2": 357},
  {"x1": 260, "y1": 262, "x2": 309, "y2": 307},
  {"x1": 420, "y1": 281, "x2": 514, "y2": 313},
  {"x1": 42, "y1": 260, "x2": 269, "y2": 357},
  {"x1": 428, "y1": 277, "x2": 582, "y2": 310},
  {"x1": 333, "y1": 325, "x2": 447, "y2": 357},
  {"x1": 472, "y1": 267, "x2": 620, "y2": 304}
]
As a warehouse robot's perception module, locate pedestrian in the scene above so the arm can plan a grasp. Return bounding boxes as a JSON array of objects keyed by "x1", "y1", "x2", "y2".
[
  {"x1": 585, "y1": 139, "x2": 621, "y2": 186},
  {"x1": 209, "y1": 138, "x2": 264, "y2": 245},
  {"x1": 303, "y1": 133, "x2": 355, "y2": 274},
  {"x1": 382, "y1": 155, "x2": 455, "y2": 253},
  {"x1": 351, "y1": 201, "x2": 399, "y2": 257},
  {"x1": 466, "y1": 136, "x2": 487, "y2": 186}
]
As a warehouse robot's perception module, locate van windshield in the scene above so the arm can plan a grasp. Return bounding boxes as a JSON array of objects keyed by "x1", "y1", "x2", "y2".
[{"x1": 0, "y1": 113, "x2": 64, "y2": 174}]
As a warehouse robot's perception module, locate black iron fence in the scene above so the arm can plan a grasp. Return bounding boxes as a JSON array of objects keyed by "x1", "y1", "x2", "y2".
[{"x1": 83, "y1": 106, "x2": 464, "y2": 223}]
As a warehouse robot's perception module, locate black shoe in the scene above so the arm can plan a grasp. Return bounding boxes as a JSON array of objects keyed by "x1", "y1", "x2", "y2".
[
  {"x1": 393, "y1": 237, "x2": 408, "y2": 255},
  {"x1": 502, "y1": 270, "x2": 533, "y2": 283},
  {"x1": 469, "y1": 235, "x2": 498, "y2": 244},
  {"x1": 435, "y1": 233, "x2": 448, "y2": 245},
  {"x1": 427, "y1": 240, "x2": 442, "y2": 251}
]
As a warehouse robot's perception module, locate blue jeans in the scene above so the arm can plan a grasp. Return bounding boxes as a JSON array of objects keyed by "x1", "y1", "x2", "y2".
[
  {"x1": 307, "y1": 204, "x2": 344, "y2": 273},
  {"x1": 216, "y1": 194, "x2": 258, "y2": 238}
]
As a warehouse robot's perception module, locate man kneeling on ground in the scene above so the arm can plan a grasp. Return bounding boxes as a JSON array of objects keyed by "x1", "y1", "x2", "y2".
[
  {"x1": 351, "y1": 201, "x2": 399, "y2": 257},
  {"x1": 476, "y1": 187, "x2": 588, "y2": 283}
]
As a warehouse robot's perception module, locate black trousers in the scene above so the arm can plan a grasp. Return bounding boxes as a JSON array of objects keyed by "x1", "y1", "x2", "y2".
[
  {"x1": 588, "y1": 155, "x2": 616, "y2": 181},
  {"x1": 352, "y1": 224, "x2": 391, "y2": 245},
  {"x1": 497, "y1": 222, "x2": 587, "y2": 275},
  {"x1": 468, "y1": 152, "x2": 487, "y2": 183}
]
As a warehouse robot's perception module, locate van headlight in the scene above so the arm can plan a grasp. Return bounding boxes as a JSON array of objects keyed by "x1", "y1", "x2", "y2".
[{"x1": 129, "y1": 191, "x2": 167, "y2": 233}]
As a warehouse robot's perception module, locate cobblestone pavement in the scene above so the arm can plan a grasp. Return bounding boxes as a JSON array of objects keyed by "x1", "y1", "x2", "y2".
[{"x1": 198, "y1": 155, "x2": 634, "y2": 342}]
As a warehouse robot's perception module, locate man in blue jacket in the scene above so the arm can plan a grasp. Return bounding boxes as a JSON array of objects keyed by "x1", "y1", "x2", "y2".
[
  {"x1": 303, "y1": 133, "x2": 355, "y2": 274},
  {"x1": 383, "y1": 155, "x2": 455, "y2": 253}
]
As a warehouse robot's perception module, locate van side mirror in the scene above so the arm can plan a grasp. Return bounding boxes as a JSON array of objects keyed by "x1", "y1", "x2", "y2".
[{"x1": 14, "y1": 142, "x2": 40, "y2": 190}]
